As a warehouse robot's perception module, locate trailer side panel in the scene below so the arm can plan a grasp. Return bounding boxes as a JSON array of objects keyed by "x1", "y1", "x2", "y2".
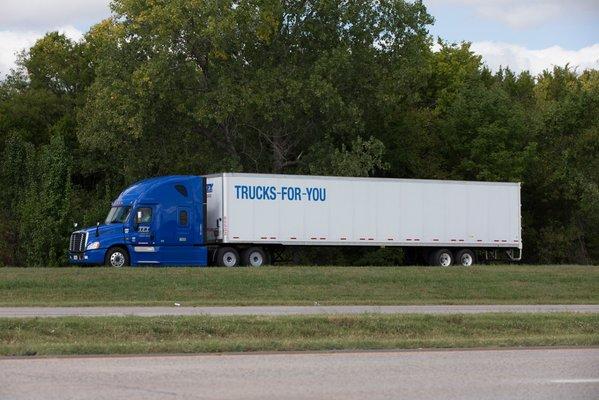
[{"x1": 206, "y1": 173, "x2": 521, "y2": 249}]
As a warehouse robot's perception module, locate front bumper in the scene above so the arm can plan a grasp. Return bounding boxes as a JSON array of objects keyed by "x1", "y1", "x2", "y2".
[{"x1": 69, "y1": 248, "x2": 106, "y2": 265}]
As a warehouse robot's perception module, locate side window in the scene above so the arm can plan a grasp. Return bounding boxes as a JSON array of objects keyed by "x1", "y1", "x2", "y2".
[
  {"x1": 135, "y1": 207, "x2": 153, "y2": 224},
  {"x1": 175, "y1": 184, "x2": 188, "y2": 197},
  {"x1": 179, "y1": 210, "x2": 188, "y2": 226}
]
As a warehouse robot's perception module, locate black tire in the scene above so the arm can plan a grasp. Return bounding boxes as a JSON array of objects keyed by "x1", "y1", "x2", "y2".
[
  {"x1": 105, "y1": 246, "x2": 129, "y2": 268},
  {"x1": 455, "y1": 249, "x2": 476, "y2": 267},
  {"x1": 430, "y1": 248, "x2": 453, "y2": 267},
  {"x1": 217, "y1": 247, "x2": 240, "y2": 267},
  {"x1": 242, "y1": 247, "x2": 268, "y2": 267}
]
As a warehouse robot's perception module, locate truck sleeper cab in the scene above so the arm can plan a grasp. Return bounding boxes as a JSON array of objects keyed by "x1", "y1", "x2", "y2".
[{"x1": 69, "y1": 176, "x2": 208, "y2": 267}]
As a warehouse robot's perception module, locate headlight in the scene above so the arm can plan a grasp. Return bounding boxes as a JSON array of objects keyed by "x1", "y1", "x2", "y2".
[{"x1": 87, "y1": 241, "x2": 100, "y2": 250}]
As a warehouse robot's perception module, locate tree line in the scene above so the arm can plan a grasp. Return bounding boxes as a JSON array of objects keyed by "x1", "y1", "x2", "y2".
[{"x1": 0, "y1": 0, "x2": 597, "y2": 266}]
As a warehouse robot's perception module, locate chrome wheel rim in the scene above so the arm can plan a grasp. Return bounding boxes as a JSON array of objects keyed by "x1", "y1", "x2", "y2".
[
  {"x1": 461, "y1": 253, "x2": 473, "y2": 267},
  {"x1": 223, "y1": 251, "x2": 237, "y2": 267},
  {"x1": 110, "y1": 252, "x2": 125, "y2": 267},
  {"x1": 249, "y1": 252, "x2": 264, "y2": 267},
  {"x1": 439, "y1": 253, "x2": 452, "y2": 267}
]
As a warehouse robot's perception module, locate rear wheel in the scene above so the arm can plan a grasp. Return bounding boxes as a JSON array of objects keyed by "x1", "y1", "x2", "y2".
[
  {"x1": 431, "y1": 248, "x2": 453, "y2": 267},
  {"x1": 217, "y1": 247, "x2": 240, "y2": 267},
  {"x1": 105, "y1": 247, "x2": 129, "y2": 268},
  {"x1": 242, "y1": 247, "x2": 267, "y2": 267},
  {"x1": 456, "y1": 249, "x2": 475, "y2": 266}
]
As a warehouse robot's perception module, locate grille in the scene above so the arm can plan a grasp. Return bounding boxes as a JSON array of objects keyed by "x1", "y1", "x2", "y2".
[{"x1": 69, "y1": 232, "x2": 87, "y2": 252}]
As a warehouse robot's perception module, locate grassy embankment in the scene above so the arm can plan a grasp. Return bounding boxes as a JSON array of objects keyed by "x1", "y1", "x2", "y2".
[
  {"x1": 1, "y1": 265, "x2": 597, "y2": 356},
  {"x1": 0, "y1": 265, "x2": 597, "y2": 306},
  {"x1": 1, "y1": 313, "x2": 597, "y2": 356}
]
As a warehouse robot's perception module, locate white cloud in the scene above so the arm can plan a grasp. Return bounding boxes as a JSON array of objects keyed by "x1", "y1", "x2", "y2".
[
  {"x1": 427, "y1": 0, "x2": 599, "y2": 29},
  {"x1": 0, "y1": 0, "x2": 109, "y2": 77},
  {"x1": 0, "y1": 26, "x2": 84, "y2": 77},
  {"x1": 0, "y1": 0, "x2": 110, "y2": 30},
  {"x1": 470, "y1": 41, "x2": 599, "y2": 74}
]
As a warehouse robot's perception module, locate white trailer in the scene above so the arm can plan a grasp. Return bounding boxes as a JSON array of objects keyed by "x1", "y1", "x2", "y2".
[{"x1": 205, "y1": 173, "x2": 521, "y2": 267}]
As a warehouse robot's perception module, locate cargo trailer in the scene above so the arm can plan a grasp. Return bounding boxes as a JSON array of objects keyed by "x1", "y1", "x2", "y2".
[{"x1": 69, "y1": 173, "x2": 522, "y2": 267}]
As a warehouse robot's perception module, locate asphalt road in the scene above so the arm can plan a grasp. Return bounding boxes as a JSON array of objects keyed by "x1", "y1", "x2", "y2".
[
  {"x1": 1, "y1": 348, "x2": 597, "y2": 399},
  {"x1": 1, "y1": 304, "x2": 598, "y2": 317}
]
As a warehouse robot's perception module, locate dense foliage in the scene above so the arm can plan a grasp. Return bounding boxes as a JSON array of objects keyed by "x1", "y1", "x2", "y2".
[{"x1": 0, "y1": 0, "x2": 597, "y2": 266}]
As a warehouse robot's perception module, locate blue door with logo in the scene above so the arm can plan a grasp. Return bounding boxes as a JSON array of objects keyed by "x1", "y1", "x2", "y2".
[
  {"x1": 127, "y1": 205, "x2": 160, "y2": 265},
  {"x1": 131, "y1": 206, "x2": 155, "y2": 245}
]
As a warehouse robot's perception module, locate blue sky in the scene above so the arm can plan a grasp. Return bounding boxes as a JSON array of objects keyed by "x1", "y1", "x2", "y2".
[
  {"x1": 1, "y1": 0, "x2": 598, "y2": 76},
  {"x1": 426, "y1": 0, "x2": 598, "y2": 49}
]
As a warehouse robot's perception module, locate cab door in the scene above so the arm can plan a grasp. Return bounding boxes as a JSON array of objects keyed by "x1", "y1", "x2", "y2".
[{"x1": 131, "y1": 206, "x2": 155, "y2": 245}]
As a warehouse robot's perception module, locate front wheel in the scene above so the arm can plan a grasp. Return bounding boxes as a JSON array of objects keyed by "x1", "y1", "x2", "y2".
[{"x1": 105, "y1": 247, "x2": 129, "y2": 268}]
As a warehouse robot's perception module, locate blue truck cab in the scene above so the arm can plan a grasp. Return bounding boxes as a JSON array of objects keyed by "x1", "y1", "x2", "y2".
[{"x1": 69, "y1": 176, "x2": 208, "y2": 267}]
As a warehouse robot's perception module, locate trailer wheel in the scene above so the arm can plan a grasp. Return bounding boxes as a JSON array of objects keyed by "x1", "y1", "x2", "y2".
[
  {"x1": 105, "y1": 246, "x2": 129, "y2": 268},
  {"x1": 217, "y1": 247, "x2": 240, "y2": 267},
  {"x1": 242, "y1": 247, "x2": 267, "y2": 267},
  {"x1": 431, "y1": 248, "x2": 453, "y2": 267},
  {"x1": 456, "y1": 249, "x2": 475, "y2": 267}
]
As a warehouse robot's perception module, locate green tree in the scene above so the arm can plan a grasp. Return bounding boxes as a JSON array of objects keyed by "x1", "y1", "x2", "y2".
[
  {"x1": 0, "y1": 32, "x2": 90, "y2": 148},
  {"x1": 0, "y1": 133, "x2": 35, "y2": 264},
  {"x1": 309, "y1": 136, "x2": 388, "y2": 177},
  {"x1": 78, "y1": 0, "x2": 433, "y2": 180},
  {"x1": 18, "y1": 134, "x2": 74, "y2": 266},
  {"x1": 0, "y1": 0, "x2": 598, "y2": 266},
  {"x1": 524, "y1": 67, "x2": 599, "y2": 263}
]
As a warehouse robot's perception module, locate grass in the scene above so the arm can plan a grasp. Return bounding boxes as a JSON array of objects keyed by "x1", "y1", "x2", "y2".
[
  {"x1": 0, "y1": 265, "x2": 597, "y2": 306},
  {"x1": 1, "y1": 313, "x2": 597, "y2": 356}
]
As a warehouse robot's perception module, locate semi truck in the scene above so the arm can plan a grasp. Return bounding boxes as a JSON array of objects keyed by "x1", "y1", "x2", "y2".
[{"x1": 68, "y1": 173, "x2": 522, "y2": 267}]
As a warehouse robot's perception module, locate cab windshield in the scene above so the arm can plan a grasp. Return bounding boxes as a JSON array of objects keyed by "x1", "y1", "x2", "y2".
[{"x1": 105, "y1": 206, "x2": 131, "y2": 224}]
